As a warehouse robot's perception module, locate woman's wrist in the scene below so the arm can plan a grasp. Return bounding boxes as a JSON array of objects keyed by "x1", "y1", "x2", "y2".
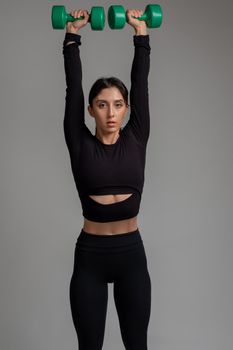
[
  {"x1": 134, "y1": 27, "x2": 147, "y2": 36},
  {"x1": 66, "y1": 29, "x2": 79, "y2": 35}
]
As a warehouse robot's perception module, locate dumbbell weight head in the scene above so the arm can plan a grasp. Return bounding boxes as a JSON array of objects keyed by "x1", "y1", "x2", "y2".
[
  {"x1": 108, "y1": 5, "x2": 126, "y2": 29},
  {"x1": 51, "y1": 5, "x2": 105, "y2": 30},
  {"x1": 52, "y1": 6, "x2": 67, "y2": 29},
  {"x1": 108, "y1": 4, "x2": 163, "y2": 29},
  {"x1": 140, "y1": 4, "x2": 163, "y2": 28},
  {"x1": 90, "y1": 7, "x2": 106, "y2": 30}
]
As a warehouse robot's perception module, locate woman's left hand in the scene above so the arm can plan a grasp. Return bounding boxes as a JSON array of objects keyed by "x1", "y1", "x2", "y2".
[{"x1": 126, "y1": 9, "x2": 147, "y2": 34}]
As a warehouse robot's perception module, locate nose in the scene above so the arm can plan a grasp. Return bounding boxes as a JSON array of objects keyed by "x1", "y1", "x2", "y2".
[{"x1": 108, "y1": 105, "x2": 114, "y2": 118}]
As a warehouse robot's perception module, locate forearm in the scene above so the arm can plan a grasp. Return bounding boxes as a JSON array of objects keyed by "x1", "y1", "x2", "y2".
[
  {"x1": 131, "y1": 35, "x2": 150, "y2": 96},
  {"x1": 129, "y1": 35, "x2": 151, "y2": 146},
  {"x1": 63, "y1": 32, "x2": 85, "y2": 155},
  {"x1": 63, "y1": 32, "x2": 82, "y2": 85}
]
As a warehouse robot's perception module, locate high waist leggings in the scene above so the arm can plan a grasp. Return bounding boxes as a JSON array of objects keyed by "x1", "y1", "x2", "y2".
[{"x1": 69, "y1": 228, "x2": 151, "y2": 350}]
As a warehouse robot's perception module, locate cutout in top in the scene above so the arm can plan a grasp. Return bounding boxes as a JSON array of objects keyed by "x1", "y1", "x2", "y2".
[{"x1": 88, "y1": 193, "x2": 133, "y2": 205}]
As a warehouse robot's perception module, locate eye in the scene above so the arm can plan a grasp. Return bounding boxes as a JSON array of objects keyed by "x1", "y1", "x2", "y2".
[
  {"x1": 98, "y1": 102, "x2": 106, "y2": 108},
  {"x1": 115, "y1": 103, "x2": 123, "y2": 108}
]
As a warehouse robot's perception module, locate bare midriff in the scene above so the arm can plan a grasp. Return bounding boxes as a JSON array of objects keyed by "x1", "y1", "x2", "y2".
[{"x1": 82, "y1": 194, "x2": 138, "y2": 235}]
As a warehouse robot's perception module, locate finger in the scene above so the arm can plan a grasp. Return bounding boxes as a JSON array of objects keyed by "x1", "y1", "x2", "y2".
[
  {"x1": 70, "y1": 10, "x2": 75, "y2": 17},
  {"x1": 83, "y1": 10, "x2": 89, "y2": 19},
  {"x1": 73, "y1": 10, "x2": 79, "y2": 18},
  {"x1": 126, "y1": 9, "x2": 132, "y2": 21},
  {"x1": 129, "y1": 10, "x2": 136, "y2": 17},
  {"x1": 77, "y1": 10, "x2": 83, "y2": 18},
  {"x1": 135, "y1": 9, "x2": 141, "y2": 18},
  {"x1": 136, "y1": 10, "x2": 141, "y2": 18},
  {"x1": 127, "y1": 9, "x2": 134, "y2": 17},
  {"x1": 130, "y1": 9, "x2": 137, "y2": 18}
]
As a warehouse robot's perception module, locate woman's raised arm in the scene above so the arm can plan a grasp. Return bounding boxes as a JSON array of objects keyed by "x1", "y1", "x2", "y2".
[
  {"x1": 63, "y1": 10, "x2": 89, "y2": 161},
  {"x1": 127, "y1": 9, "x2": 151, "y2": 147}
]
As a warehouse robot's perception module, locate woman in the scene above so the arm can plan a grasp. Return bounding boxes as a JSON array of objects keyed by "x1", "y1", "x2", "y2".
[{"x1": 63, "y1": 7, "x2": 152, "y2": 350}]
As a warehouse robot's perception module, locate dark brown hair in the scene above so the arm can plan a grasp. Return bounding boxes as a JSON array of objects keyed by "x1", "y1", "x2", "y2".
[{"x1": 88, "y1": 77, "x2": 128, "y2": 107}]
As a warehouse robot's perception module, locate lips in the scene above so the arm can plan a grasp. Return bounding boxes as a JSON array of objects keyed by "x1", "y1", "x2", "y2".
[{"x1": 107, "y1": 122, "x2": 116, "y2": 126}]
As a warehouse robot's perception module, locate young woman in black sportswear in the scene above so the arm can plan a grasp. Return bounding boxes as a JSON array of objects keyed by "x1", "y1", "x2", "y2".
[{"x1": 62, "y1": 7, "x2": 152, "y2": 350}]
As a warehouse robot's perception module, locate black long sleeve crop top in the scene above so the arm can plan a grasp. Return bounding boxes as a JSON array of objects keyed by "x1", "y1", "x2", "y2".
[{"x1": 62, "y1": 32, "x2": 151, "y2": 222}]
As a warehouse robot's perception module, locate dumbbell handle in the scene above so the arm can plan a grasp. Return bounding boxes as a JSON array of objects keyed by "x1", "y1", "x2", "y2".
[
  {"x1": 66, "y1": 13, "x2": 90, "y2": 23},
  {"x1": 131, "y1": 14, "x2": 147, "y2": 21}
]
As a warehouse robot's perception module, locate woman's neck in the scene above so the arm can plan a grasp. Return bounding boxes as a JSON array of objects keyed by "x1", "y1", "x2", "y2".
[{"x1": 95, "y1": 128, "x2": 120, "y2": 145}]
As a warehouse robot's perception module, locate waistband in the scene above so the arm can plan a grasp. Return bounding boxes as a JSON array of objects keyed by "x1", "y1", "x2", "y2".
[{"x1": 76, "y1": 228, "x2": 143, "y2": 248}]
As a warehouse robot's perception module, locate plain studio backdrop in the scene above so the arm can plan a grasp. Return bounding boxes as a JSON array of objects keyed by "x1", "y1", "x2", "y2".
[{"x1": 0, "y1": 0, "x2": 233, "y2": 349}]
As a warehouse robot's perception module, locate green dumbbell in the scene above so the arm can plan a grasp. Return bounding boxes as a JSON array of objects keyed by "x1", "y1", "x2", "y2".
[
  {"x1": 51, "y1": 5, "x2": 105, "y2": 30},
  {"x1": 108, "y1": 4, "x2": 163, "y2": 29}
]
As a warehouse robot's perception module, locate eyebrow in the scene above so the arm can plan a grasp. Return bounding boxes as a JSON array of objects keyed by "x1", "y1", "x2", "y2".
[{"x1": 95, "y1": 99, "x2": 124, "y2": 103}]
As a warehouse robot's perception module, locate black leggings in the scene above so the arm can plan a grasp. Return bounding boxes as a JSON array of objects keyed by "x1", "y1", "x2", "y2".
[{"x1": 69, "y1": 228, "x2": 151, "y2": 350}]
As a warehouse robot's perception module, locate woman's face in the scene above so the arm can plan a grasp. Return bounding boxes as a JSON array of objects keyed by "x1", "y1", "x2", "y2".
[{"x1": 88, "y1": 87, "x2": 128, "y2": 133}]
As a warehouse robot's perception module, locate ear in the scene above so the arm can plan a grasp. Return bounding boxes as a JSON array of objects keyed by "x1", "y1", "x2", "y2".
[{"x1": 88, "y1": 105, "x2": 94, "y2": 118}]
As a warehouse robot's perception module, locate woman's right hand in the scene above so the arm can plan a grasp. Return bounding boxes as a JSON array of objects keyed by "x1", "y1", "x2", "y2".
[{"x1": 66, "y1": 9, "x2": 89, "y2": 33}]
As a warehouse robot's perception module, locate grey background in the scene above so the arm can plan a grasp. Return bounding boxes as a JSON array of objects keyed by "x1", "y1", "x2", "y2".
[{"x1": 0, "y1": 0, "x2": 233, "y2": 349}]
